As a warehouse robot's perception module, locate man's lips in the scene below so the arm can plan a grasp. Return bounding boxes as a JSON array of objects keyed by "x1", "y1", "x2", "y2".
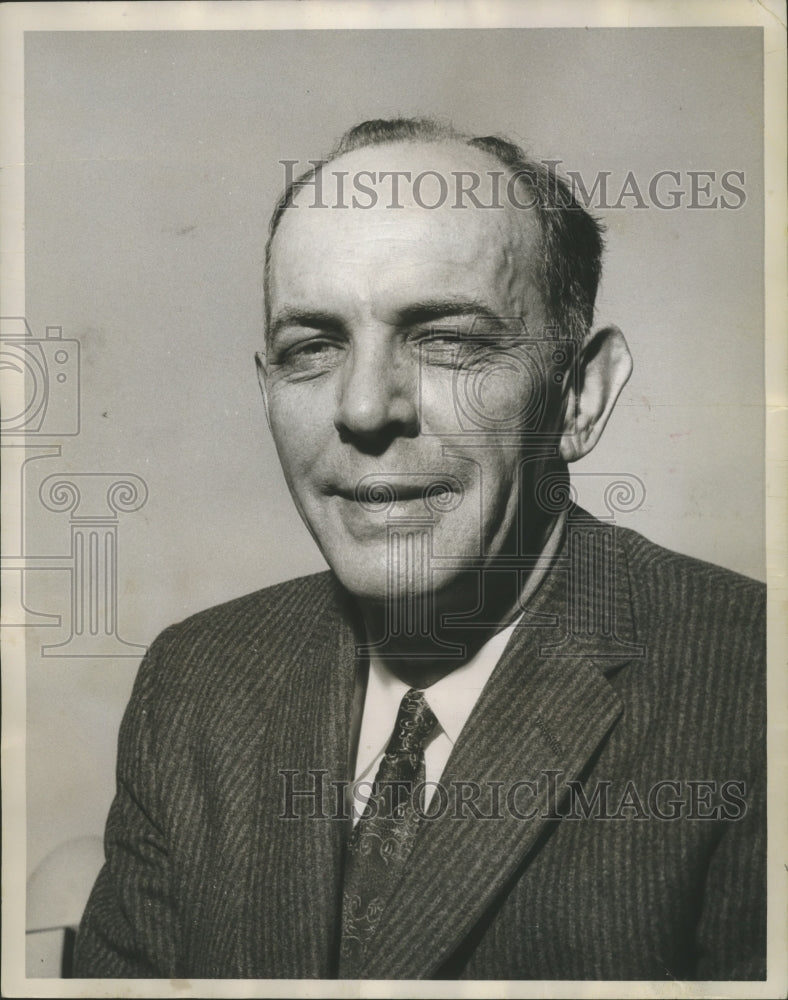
[
  {"x1": 331, "y1": 485, "x2": 437, "y2": 501},
  {"x1": 325, "y1": 473, "x2": 465, "y2": 510}
]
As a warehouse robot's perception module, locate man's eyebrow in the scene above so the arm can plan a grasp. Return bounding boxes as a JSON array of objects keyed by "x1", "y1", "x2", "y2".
[
  {"x1": 395, "y1": 299, "x2": 498, "y2": 327},
  {"x1": 268, "y1": 308, "x2": 344, "y2": 340}
]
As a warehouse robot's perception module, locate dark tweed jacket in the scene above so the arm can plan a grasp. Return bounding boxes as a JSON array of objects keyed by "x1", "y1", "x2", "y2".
[{"x1": 74, "y1": 512, "x2": 766, "y2": 980}]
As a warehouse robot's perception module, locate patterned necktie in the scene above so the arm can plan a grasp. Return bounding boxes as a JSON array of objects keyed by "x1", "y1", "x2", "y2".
[{"x1": 339, "y1": 688, "x2": 438, "y2": 978}]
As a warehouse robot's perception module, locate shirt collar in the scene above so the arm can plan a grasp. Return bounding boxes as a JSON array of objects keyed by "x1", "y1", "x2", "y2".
[{"x1": 422, "y1": 618, "x2": 518, "y2": 744}]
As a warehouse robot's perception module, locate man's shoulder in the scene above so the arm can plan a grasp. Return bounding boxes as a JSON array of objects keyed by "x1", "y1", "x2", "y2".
[
  {"x1": 616, "y1": 522, "x2": 764, "y2": 593},
  {"x1": 613, "y1": 521, "x2": 765, "y2": 636},
  {"x1": 169, "y1": 569, "x2": 339, "y2": 639},
  {"x1": 607, "y1": 524, "x2": 766, "y2": 780},
  {"x1": 138, "y1": 569, "x2": 345, "y2": 691},
  {"x1": 116, "y1": 571, "x2": 354, "y2": 792}
]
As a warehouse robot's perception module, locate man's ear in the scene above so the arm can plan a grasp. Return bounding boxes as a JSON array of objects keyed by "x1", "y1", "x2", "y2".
[
  {"x1": 255, "y1": 351, "x2": 272, "y2": 432},
  {"x1": 559, "y1": 325, "x2": 632, "y2": 462}
]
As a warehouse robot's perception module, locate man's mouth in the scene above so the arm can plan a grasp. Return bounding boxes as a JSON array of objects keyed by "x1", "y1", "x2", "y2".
[{"x1": 328, "y1": 473, "x2": 464, "y2": 512}]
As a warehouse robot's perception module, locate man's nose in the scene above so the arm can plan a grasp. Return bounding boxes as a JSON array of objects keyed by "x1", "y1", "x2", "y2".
[{"x1": 333, "y1": 339, "x2": 419, "y2": 451}]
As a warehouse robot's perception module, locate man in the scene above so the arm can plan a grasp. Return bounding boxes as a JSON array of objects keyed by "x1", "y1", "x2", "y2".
[{"x1": 74, "y1": 118, "x2": 766, "y2": 981}]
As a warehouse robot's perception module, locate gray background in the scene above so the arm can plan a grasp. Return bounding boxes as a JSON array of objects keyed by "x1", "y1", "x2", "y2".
[{"x1": 22, "y1": 29, "x2": 763, "y2": 877}]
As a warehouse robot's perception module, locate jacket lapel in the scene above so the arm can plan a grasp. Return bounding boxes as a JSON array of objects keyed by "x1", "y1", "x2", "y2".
[
  {"x1": 361, "y1": 513, "x2": 641, "y2": 979},
  {"x1": 241, "y1": 577, "x2": 363, "y2": 977}
]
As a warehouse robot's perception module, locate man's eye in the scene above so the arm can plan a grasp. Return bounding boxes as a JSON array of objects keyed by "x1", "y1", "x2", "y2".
[
  {"x1": 276, "y1": 338, "x2": 344, "y2": 374},
  {"x1": 296, "y1": 341, "x2": 335, "y2": 356},
  {"x1": 413, "y1": 332, "x2": 500, "y2": 368}
]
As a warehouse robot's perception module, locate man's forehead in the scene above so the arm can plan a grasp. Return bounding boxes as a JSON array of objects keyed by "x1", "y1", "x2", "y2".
[{"x1": 272, "y1": 139, "x2": 540, "y2": 264}]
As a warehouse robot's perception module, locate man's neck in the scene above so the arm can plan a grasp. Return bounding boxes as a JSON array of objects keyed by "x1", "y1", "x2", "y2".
[{"x1": 356, "y1": 510, "x2": 566, "y2": 689}]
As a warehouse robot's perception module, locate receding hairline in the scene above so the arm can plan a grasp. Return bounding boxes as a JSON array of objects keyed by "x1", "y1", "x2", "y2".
[
  {"x1": 266, "y1": 135, "x2": 546, "y2": 285},
  {"x1": 310, "y1": 133, "x2": 513, "y2": 178}
]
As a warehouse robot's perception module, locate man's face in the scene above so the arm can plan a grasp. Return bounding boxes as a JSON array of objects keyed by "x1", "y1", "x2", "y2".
[{"x1": 263, "y1": 141, "x2": 564, "y2": 603}]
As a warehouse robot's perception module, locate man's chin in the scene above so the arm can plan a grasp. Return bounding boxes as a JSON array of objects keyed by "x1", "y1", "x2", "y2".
[
  {"x1": 323, "y1": 554, "x2": 473, "y2": 610},
  {"x1": 329, "y1": 565, "x2": 408, "y2": 604}
]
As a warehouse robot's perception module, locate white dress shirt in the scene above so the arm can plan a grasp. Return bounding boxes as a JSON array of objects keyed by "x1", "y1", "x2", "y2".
[
  {"x1": 350, "y1": 619, "x2": 520, "y2": 822},
  {"x1": 350, "y1": 512, "x2": 567, "y2": 824}
]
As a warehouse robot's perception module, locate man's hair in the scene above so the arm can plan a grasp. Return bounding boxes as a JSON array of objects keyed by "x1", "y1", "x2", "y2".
[{"x1": 264, "y1": 117, "x2": 605, "y2": 344}]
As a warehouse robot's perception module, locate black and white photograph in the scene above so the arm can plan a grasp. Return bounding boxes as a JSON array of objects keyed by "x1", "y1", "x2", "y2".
[{"x1": 2, "y1": 1, "x2": 786, "y2": 997}]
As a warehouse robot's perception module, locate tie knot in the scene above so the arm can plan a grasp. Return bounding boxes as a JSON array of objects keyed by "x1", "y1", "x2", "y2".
[{"x1": 386, "y1": 689, "x2": 437, "y2": 758}]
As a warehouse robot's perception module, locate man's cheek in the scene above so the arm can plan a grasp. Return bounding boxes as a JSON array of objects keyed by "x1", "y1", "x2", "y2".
[
  {"x1": 412, "y1": 361, "x2": 456, "y2": 417},
  {"x1": 269, "y1": 395, "x2": 321, "y2": 445}
]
